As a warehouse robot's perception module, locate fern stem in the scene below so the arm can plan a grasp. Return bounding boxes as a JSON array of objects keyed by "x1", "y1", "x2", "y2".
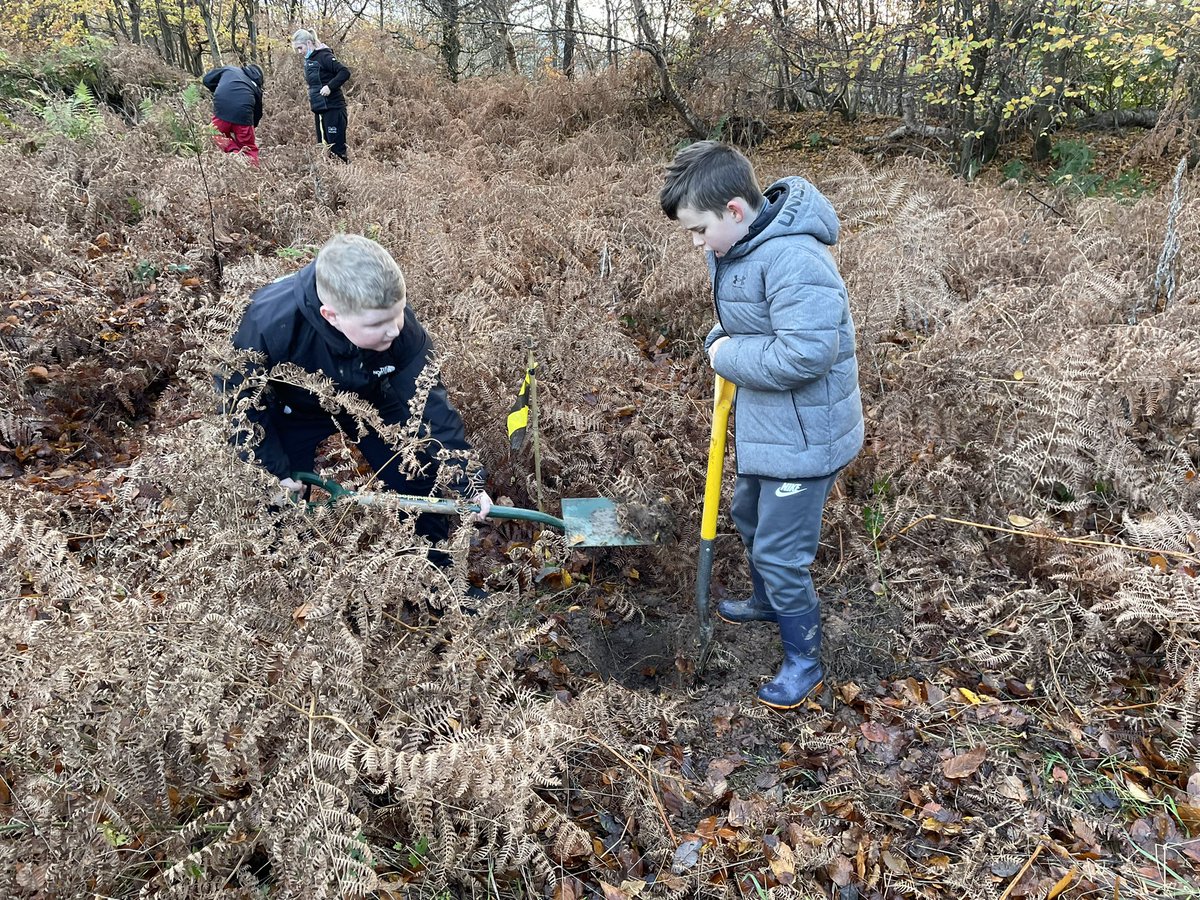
[
  {"x1": 890, "y1": 514, "x2": 1199, "y2": 562},
  {"x1": 587, "y1": 731, "x2": 677, "y2": 845}
]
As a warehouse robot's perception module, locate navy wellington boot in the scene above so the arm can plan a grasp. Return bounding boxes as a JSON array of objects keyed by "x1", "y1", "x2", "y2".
[
  {"x1": 757, "y1": 608, "x2": 823, "y2": 710},
  {"x1": 717, "y1": 562, "x2": 777, "y2": 624}
]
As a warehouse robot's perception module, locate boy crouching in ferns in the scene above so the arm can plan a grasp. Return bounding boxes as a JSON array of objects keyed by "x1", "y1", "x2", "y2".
[
  {"x1": 660, "y1": 141, "x2": 864, "y2": 710},
  {"x1": 201, "y1": 63, "x2": 264, "y2": 164},
  {"x1": 221, "y1": 234, "x2": 493, "y2": 565}
]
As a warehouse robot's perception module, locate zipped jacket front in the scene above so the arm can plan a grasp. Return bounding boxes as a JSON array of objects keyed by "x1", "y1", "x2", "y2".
[
  {"x1": 705, "y1": 176, "x2": 864, "y2": 479},
  {"x1": 303, "y1": 46, "x2": 350, "y2": 111},
  {"x1": 225, "y1": 263, "x2": 476, "y2": 494}
]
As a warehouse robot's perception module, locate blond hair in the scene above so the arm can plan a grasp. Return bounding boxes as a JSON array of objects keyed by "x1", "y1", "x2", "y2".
[
  {"x1": 291, "y1": 28, "x2": 317, "y2": 46},
  {"x1": 314, "y1": 234, "x2": 406, "y2": 314}
]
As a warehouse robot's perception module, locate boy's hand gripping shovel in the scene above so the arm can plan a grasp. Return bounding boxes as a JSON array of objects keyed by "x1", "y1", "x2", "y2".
[
  {"x1": 290, "y1": 472, "x2": 648, "y2": 548},
  {"x1": 696, "y1": 374, "x2": 736, "y2": 671}
]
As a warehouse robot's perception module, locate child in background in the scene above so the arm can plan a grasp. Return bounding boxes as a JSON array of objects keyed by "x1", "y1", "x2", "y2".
[{"x1": 201, "y1": 64, "x2": 264, "y2": 164}]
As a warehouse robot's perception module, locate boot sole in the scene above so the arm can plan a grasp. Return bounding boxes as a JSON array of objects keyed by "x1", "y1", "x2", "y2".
[{"x1": 758, "y1": 680, "x2": 824, "y2": 710}]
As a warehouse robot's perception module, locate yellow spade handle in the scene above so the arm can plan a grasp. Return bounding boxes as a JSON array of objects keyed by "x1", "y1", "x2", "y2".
[{"x1": 700, "y1": 375, "x2": 736, "y2": 540}]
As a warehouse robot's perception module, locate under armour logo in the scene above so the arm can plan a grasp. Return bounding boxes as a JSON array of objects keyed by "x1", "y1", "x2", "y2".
[
  {"x1": 373, "y1": 365, "x2": 396, "y2": 377},
  {"x1": 775, "y1": 482, "x2": 806, "y2": 498}
]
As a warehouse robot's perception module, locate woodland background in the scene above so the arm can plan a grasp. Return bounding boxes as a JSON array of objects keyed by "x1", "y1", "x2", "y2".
[{"x1": 1, "y1": 1, "x2": 1199, "y2": 898}]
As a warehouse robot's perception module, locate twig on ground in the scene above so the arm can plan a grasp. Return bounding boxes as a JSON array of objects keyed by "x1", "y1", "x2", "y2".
[
  {"x1": 997, "y1": 840, "x2": 1044, "y2": 900},
  {"x1": 889, "y1": 514, "x2": 1199, "y2": 562}
]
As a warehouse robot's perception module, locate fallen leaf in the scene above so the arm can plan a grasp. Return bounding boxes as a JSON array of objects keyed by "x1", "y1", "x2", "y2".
[
  {"x1": 1071, "y1": 815, "x2": 1097, "y2": 845},
  {"x1": 990, "y1": 858, "x2": 1022, "y2": 877},
  {"x1": 860, "y1": 722, "x2": 891, "y2": 742},
  {"x1": 997, "y1": 775, "x2": 1029, "y2": 802},
  {"x1": 826, "y1": 854, "x2": 853, "y2": 887},
  {"x1": 727, "y1": 796, "x2": 760, "y2": 827},
  {"x1": 1123, "y1": 777, "x2": 1154, "y2": 804},
  {"x1": 694, "y1": 816, "x2": 720, "y2": 841},
  {"x1": 600, "y1": 884, "x2": 630, "y2": 900},
  {"x1": 1175, "y1": 803, "x2": 1200, "y2": 836},
  {"x1": 671, "y1": 839, "x2": 702, "y2": 874},
  {"x1": 292, "y1": 603, "x2": 313, "y2": 623},
  {"x1": 957, "y1": 687, "x2": 983, "y2": 705},
  {"x1": 942, "y1": 745, "x2": 987, "y2": 779},
  {"x1": 769, "y1": 840, "x2": 796, "y2": 884},
  {"x1": 706, "y1": 755, "x2": 743, "y2": 780},
  {"x1": 1008, "y1": 514, "x2": 1034, "y2": 527}
]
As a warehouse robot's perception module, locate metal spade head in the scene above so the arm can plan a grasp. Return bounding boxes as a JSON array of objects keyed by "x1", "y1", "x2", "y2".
[{"x1": 559, "y1": 497, "x2": 646, "y2": 547}]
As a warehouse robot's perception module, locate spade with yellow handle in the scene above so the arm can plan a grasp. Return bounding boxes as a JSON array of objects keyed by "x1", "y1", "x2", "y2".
[{"x1": 696, "y1": 374, "x2": 736, "y2": 671}]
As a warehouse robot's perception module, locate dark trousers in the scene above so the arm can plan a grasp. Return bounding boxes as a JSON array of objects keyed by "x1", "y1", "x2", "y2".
[
  {"x1": 730, "y1": 471, "x2": 840, "y2": 616},
  {"x1": 278, "y1": 412, "x2": 450, "y2": 550},
  {"x1": 314, "y1": 108, "x2": 348, "y2": 161}
]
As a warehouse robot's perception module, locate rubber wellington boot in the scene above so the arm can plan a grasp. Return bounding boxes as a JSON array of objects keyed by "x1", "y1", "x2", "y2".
[
  {"x1": 717, "y1": 563, "x2": 777, "y2": 624},
  {"x1": 757, "y1": 609, "x2": 823, "y2": 710}
]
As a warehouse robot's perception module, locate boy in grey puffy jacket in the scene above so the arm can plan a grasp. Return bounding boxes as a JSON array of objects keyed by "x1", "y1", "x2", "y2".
[{"x1": 661, "y1": 141, "x2": 864, "y2": 710}]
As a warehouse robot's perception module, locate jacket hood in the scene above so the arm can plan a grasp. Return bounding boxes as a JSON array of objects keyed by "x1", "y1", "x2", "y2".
[
  {"x1": 731, "y1": 176, "x2": 839, "y2": 259},
  {"x1": 241, "y1": 64, "x2": 264, "y2": 87}
]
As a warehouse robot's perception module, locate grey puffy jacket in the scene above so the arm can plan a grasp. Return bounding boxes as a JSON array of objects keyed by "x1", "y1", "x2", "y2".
[{"x1": 705, "y1": 176, "x2": 864, "y2": 479}]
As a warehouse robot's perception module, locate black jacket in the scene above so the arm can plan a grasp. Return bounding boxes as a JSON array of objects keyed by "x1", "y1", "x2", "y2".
[
  {"x1": 303, "y1": 47, "x2": 351, "y2": 112},
  {"x1": 202, "y1": 65, "x2": 264, "y2": 127},
  {"x1": 226, "y1": 263, "x2": 478, "y2": 494}
]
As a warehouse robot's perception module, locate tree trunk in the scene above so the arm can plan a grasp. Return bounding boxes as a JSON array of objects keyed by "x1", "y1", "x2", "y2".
[
  {"x1": 484, "y1": 0, "x2": 518, "y2": 73},
  {"x1": 767, "y1": 0, "x2": 799, "y2": 110},
  {"x1": 630, "y1": 0, "x2": 709, "y2": 137},
  {"x1": 1077, "y1": 108, "x2": 1161, "y2": 130},
  {"x1": 154, "y1": 0, "x2": 176, "y2": 65},
  {"x1": 548, "y1": 0, "x2": 560, "y2": 70},
  {"x1": 244, "y1": 0, "x2": 259, "y2": 61},
  {"x1": 957, "y1": 0, "x2": 1001, "y2": 176},
  {"x1": 439, "y1": 0, "x2": 461, "y2": 81},
  {"x1": 562, "y1": 0, "x2": 576, "y2": 78},
  {"x1": 109, "y1": 2, "x2": 129, "y2": 40},
  {"x1": 197, "y1": 0, "x2": 223, "y2": 67},
  {"x1": 605, "y1": 0, "x2": 618, "y2": 69}
]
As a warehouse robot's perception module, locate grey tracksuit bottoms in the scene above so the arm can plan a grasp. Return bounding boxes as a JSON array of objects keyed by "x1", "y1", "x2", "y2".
[{"x1": 730, "y1": 471, "x2": 840, "y2": 616}]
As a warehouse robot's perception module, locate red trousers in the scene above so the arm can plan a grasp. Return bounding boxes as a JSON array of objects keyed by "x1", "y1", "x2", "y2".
[{"x1": 212, "y1": 116, "x2": 259, "y2": 163}]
